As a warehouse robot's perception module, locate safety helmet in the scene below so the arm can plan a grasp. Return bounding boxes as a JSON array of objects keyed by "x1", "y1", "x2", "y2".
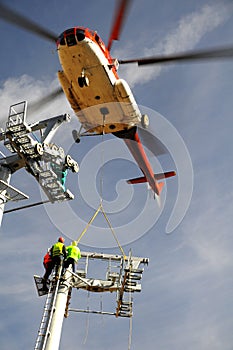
[
  {"x1": 72, "y1": 241, "x2": 77, "y2": 246},
  {"x1": 58, "y1": 236, "x2": 65, "y2": 243}
]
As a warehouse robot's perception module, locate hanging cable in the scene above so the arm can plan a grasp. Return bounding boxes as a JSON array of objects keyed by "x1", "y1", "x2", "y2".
[
  {"x1": 76, "y1": 203, "x2": 102, "y2": 244},
  {"x1": 101, "y1": 205, "x2": 126, "y2": 258},
  {"x1": 76, "y1": 202, "x2": 126, "y2": 257},
  {"x1": 76, "y1": 109, "x2": 126, "y2": 258},
  {"x1": 128, "y1": 255, "x2": 133, "y2": 350},
  {"x1": 76, "y1": 112, "x2": 105, "y2": 244},
  {"x1": 4, "y1": 199, "x2": 50, "y2": 213},
  {"x1": 100, "y1": 294, "x2": 105, "y2": 326},
  {"x1": 99, "y1": 114, "x2": 105, "y2": 204},
  {"x1": 83, "y1": 291, "x2": 90, "y2": 345}
]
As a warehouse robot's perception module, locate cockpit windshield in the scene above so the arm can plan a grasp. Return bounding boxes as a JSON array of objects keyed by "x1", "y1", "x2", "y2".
[
  {"x1": 66, "y1": 34, "x2": 76, "y2": 46},
  {"x1": 57, "y1": 28, "x2": 86, "y2": 47}
]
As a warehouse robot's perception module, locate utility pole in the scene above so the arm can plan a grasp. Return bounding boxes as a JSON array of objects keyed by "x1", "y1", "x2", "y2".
[
  {"x1": 34, "y1": 267, "x2": 73, "y2": 350},
  {"x1": 45, "y1": 270, "x2": 72, "y2": 350}
]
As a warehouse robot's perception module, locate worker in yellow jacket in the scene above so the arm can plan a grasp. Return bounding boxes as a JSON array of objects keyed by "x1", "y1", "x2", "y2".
[
  {"x1": 51, "y1": 236, "x2": 67, "y2": 279},
  {"x1": 64, "y1": 241, "x2": 81, "y2": 272}
]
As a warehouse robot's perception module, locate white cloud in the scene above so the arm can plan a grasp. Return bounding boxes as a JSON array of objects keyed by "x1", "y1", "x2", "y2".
[
  {"x1": 118, "y1": 3, "x2": 232, "y2": 87},
  {"x1": 152, "y1": 3, "x2": 231, "y2": 55},
  {"x1": 0, "y1": 75, "x2": 70, "y2": 125}
]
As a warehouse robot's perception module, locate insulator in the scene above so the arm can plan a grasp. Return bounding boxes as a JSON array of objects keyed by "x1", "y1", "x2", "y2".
[
  {"x1": 128, "y1": 273, "x2": 142, "y2": 280},
  {"x1": 120, "y1": 306, "x2": 131, "y2": 312},
  {"x1": 119, "y1": 312, "x2": 132, "y2": 318},
  {"x1": 124, "y1": 268, "x2": 144, "y2": 274},
  {"x1": 125, "y1": 280, "x2": 137, "y2": 286},
  {"x1": 121, "y1": 301, "x2": 133, "y2": 307}
]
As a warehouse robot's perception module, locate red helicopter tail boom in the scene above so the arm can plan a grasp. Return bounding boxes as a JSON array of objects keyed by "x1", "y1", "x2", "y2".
[
  {"x1": 127, "y1": 170, "x2": 176, "y2": 184},
  {"x1": 127, "y1": 171, "x2": 176, "y2": 194}
]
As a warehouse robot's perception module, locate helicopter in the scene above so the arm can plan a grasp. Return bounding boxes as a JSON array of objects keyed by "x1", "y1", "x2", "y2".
[{"x1": 0, "y1": 0, "x2": 233, "y2": 196}]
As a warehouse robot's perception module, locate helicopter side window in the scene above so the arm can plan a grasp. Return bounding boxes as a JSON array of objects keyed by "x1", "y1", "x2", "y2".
[
  {"x1": 95, "y1": 32, "x2": 106, "y2": 52},
  {"x1": 58, "y1": 34, "x2": 65, "y2": 46},
  {"x1": 66, "y1": 34, "x2": 77, "y2": 47},
  {"x1": 76, "y1": 29, "x2": 85, "y2": 42}
]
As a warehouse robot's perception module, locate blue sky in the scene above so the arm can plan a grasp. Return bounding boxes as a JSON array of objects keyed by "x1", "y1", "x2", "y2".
[{"x1": 0, "y1": 0, "x2": 233, "y2": 349}]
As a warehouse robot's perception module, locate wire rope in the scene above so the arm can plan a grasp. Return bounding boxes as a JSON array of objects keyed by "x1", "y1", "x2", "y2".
[
  {"x1": 76, "y1": 203, "x2": 102, "y2": 244},
  {"x1": 4, "y1": 199, "x2": 50, "y2": 213},
  {"x1": 76, "y1": 112, "x2": 126, "y2": 257},
  {"x1": 101, "y1": 205, "x2": 126, "y2": 257},
  {"x1": 99, "y1": 116, "x2": 105, "y2": 204},
  {"x1": 128, "y1": 256, "x2": 133, "y2": 350},
  {"x1": 83, "y1": 291, "x2": 90, "y2": 345}
]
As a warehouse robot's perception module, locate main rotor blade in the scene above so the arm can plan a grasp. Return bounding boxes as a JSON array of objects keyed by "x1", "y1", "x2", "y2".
[
  {"x1": 0, "y1": 2, "x2": 57, "y2": 42},
  {"x1": 138, "y1": 128, "x2": 168, "y2": 157},
  {"x1": 119, "y1": 46, "x2": 233, "y2": 65},
  {"x1": 28, "y1": 87, "x2": 64, "y2": 114},
  {"x1": 107, "y1": 0, "x2": 132, "y2": 51}
]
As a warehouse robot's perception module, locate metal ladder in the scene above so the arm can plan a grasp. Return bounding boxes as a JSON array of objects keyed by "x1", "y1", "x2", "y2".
[
  {"x1": 75, "y1": 255, "x2": 89, "y2": 278},
  {"x1": 38, "y1": 168, "x2": 74, "y2": 202},
  {"x1": 4, "y1": 101, "x2": 39, "y2": 158},
  {"x1": 116, "y1": 256, "x2": 143, "y2": 318},
  {"x1": 34, "y1": 277, "x2": 60, "y2": 350},
  {"x1": 106, "y1": 256, "x2": 123, "y2": 282}
]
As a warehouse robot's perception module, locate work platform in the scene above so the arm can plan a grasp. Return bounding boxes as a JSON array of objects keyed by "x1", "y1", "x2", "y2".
[
  {"x1": 34, "y1": 251, "x2": 149, "y2": 320},
  {"x1": 0, "y1": 179, "x2": 29, "y2": 202},
  {"x1": 71, "y1": 251, "x2": 149, "y2": 318},
  {"x1": 0, "y1": 101, "x2": 79, "y2": 205}
]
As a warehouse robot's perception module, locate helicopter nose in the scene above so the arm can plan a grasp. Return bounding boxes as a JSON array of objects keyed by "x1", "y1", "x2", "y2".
[
  {"x1": 57, "y1": 28, "x2": 86, "y2": 47},
  {"x1": 65, "y1": 28, "x2": 85, "y2": 46}
]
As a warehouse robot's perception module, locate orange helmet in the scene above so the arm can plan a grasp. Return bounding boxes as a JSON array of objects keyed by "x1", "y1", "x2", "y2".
[{"x1": 58, "y1": 236, "x2": 65, "y2": 243}]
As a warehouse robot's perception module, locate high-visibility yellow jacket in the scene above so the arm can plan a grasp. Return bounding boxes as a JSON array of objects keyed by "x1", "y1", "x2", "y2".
[
  {"x1": 66, "y1": 245, "x2": 81, "y2": 262},
  {"x1": 52, "y1": 242, "x2": 66, "y2": 257}
]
